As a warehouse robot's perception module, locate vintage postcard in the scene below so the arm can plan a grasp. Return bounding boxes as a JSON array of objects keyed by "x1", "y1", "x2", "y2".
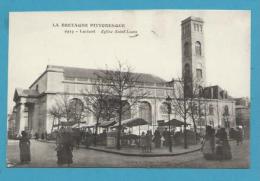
[{"x1": 6, "y1": 10, "x2": 250, "y2": 168}]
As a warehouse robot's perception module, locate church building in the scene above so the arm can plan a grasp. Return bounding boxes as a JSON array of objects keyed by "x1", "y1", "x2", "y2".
[{"x1": 12, "y1": 17, "x2": 236, "y2": 136}]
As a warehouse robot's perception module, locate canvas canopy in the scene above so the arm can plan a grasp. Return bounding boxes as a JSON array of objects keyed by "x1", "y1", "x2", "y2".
[
  {"x1": 99, "y1": 120, "x2": 117, "y2": 128},
  {"x1": 112, "y1": 117, "x2": 148, "y2": 128},
  {"x1": 60, "y1": 121, "x2": 76, "y2": 127},
  {"x1": 71, "y1": 122, "x2": 95, "y2": 128},
  {"x1": 160, "y1": 119, "x2": 191, "y2": 127}
]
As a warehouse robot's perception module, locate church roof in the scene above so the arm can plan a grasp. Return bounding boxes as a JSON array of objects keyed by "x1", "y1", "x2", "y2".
[
  {"x1": 13, "y1": 88, "x2": 39, "y2": 101},
  {"x1": 181, "y1": 16, "x2": 204, "y2": 24},
  {"x1": 48, "y1": 65, "x2": 166, "y2": 84}
]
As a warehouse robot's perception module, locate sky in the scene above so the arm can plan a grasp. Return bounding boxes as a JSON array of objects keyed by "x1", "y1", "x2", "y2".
[{"x1": 8, "y1": 10, "x2": 250, "y2": 112}]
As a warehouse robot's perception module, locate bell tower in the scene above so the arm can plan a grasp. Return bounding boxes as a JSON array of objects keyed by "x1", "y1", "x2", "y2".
[{"x1": 181, "y1": 17, "x2": 206, "y2": 95}]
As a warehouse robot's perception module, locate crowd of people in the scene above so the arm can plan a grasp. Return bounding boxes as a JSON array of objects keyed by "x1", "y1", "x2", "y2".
[
  {"x1": 139, "y1": 128, "x2": 178, "y2": 152},
  {"x1": 201, "y1": 126, "x2": 243, "y2": 161},
  {"x1": 17, "y1": 125, "x2": 244, "y2": 166},
  {"x1": 140, "y1": 130, "x2": 153, "y2": 153}
]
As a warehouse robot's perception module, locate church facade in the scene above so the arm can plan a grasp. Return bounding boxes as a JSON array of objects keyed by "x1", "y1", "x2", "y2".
[{"x1": 12, "y1": 17, "x2": 236, "y2": 136}]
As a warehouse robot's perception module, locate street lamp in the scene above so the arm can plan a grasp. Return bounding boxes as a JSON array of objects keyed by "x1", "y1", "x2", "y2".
[{"x1": 166, "y1": 95, "x2": 172, "y2": 152}]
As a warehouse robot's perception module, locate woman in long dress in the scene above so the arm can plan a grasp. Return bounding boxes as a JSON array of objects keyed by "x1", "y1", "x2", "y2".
[
  {"x1": 140, "y1": 132, "x2": 146, "y2": 153},
  {"x1": 215, "y1": 128, "x2": 232, "y2": 160},
  {"x1": 145, "y1": 130, "x2": 153, "y2": 153},
  {"x1": 153, "y1": 129, "x2": 161, "y2": 148},
  {"x1": 201, "y1": 126, "x2": 215, "y2": 160},
  {"x1": 19, "y1": 131, "x2": 31, "y2": 164},
  {"x1": 56, "y1": 127, "x2": 74, "y2": 166}
]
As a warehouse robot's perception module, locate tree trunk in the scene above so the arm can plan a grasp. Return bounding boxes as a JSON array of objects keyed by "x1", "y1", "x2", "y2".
[
  {"x1": 191, "y1": 114, "x2": 198, "y2": 144},
  {"x1": 184, "y1": 117, "x2": 188, "y2": 149},
  {"x1": 57, "y1": 118, "x2": 60, "y2": 130},
  {"x1": 193, "y1": 122, "x2": 198, "y2": 144},
  {"x1": 51, "y1": 117, "x2": 55, "y2": 133},
  {"x1": 184, "y1": 101, "x2": 188, "y2": 149},
  {"x1": 94, "y1": 118, "x2": 99, "y2": 146},
  {"x1": 116, "y1": 103, "x2": 122, "y2": 150}
]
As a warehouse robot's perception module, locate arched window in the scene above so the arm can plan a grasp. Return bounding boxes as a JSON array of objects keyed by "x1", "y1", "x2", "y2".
[
  {"x1": 195, "y1": 41, "x2": 202, "y2": 56},
  {"x1": 160, "y1": 102, "x2": 169, "y2": 114},
  {"x1": 194, "y1": 24, "x2": 197, "y2": 31},
  {"x1": 139, "y1": 102, "x2": 152, "y2": 124},
  {"x1": 122, "y1": 101, "x2": 131, "y2": 120},
  {"x1": 209, "y1": 104, "x2": 214, "y2": 115},
  {"x1": 184, "y1": 42, "x2": 190, "y2": 57},
  {"x1": 184, "y1": 63, "x2": 191, "y2": 78},
  {"x1": 223, "y1": 105, "x2": 229, "y2": 116},
  {"x1": 196, "y1": 69, "x2": 203, "y2": 80},
  {"x1": 69, "y1": 98, "x2": 84, "y2": 122},
  {"x1": 199, "y1": 25, "x2": 203, "y2": 32},
  {"x1": 184, "y1": 63, "x2": 192, "y2": 97}
]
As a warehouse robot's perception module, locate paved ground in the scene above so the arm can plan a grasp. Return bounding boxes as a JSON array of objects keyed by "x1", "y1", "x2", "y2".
[
  {"x1": 7, "y1": 139, "x2": 249, "y2": 168},
  {"x1": 87, "y1": 144, "x2": 200, "y2": 156}
]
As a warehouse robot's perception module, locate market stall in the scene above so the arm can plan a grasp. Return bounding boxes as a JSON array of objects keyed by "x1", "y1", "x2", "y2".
[
  {"x1": 99, "y1": 120, "x2": 117, "y2": 130},
  {"x1": 108, "y1": 117, "x2": 148, "y2": 148},
  {"x1": 158, "y1": 119, "x2": 196, "y2": 146}
]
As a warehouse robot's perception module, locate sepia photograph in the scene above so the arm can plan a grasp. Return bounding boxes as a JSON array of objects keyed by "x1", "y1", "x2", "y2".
[{"x1": 6, "y1": 10, "x2": 250, "y2": 168}]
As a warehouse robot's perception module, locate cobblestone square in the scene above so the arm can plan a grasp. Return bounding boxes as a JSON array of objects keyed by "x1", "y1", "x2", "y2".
[{"x1": 7, "y1": 139, "x2": 249, "y2": 168}]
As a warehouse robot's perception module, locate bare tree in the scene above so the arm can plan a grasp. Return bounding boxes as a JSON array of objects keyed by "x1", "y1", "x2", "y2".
[
  {"x1": 57, "y1": 93, "x2": 73, "y2": 122},
  {"x1": 82, "y1": 79, "x2": 117, "y2": 146},
  {"x1": 69, "y1": 98, "x2": 85, "y2": 127},
  {"x1": 96, "y1": 61, "x2": 149, "y2": 150},
  {"x1": 48, "y1": 104, "x2": 63, "y2": 132},
  {"x1": 186, "y1": 78, "x2": 206, "y2": 144},
  {"x1": 171, "y1": 77, "x2": 190, "y2": 149},
  {"x1": 170, "y1": 75, "x2": 205, "y2": 148},
  {"x1": 48, "y1": 93, "x2": 85, "y2": 128}
]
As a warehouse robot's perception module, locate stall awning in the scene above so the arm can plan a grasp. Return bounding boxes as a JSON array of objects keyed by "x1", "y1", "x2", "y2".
[
  {"x1": 60, "y1": 121, "x2": 76, "y2": 127},
  {"x1": 160, "y1": 119, "x2": 190, "y2": 127},
  {"x1": 72, "y1": 122, "x2": 96, "y2": 128},
  {"x1": 99, "y1": 120, "x2": 117, "y2": 128},
  {"x1": 112, "y1": 117, "x2": 148, "y2": 128}
]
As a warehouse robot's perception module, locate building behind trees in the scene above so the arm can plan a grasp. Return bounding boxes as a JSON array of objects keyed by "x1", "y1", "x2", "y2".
[{"x1": 10, "y1": 17, "x2": 237, "y2": 138}]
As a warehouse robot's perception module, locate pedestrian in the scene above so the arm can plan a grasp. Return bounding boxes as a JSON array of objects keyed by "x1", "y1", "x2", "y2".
[
  {"x1": 236, "y1": 126, "x2": 243, "y2": 145},
  {"x1": 41, "y1": 132, "x2": 45, "y2": 140},
  {"x1": 56, "y1": 129, "x2": 63, "y2": 165},
  {"x1": 73, "y1": 129, "x2": 81, "y2": 149},
  {"x1": 140, "y1": 132, "x2": 146, "y2": 153},
  {"x1": 161, "y1": 136, "x2": 165, "y2": 148},
  {"x1": 56, "y1": 127, "x2": 74, "y2": 167},
  {"x1": 19, "y1": 131, "x2": 31, "y2": 164},
  {"x1": 146, "y1": 130, "x2": 153, "y2": 153},
  {"x1": 162, "y1": 128, "x2": 168, "y2": 147},
  {"x1": 215, "y1": 128, "x2": 232, "y2": 160},
  {"x1": 229, "y1": 128, "x2": 236, "y2": 140},
  {"x1": 153, "y1": 129, "x2": 161, "y2": 148},
  {"x1": 44, "y1": 131, "x2": 48, "y2": 140},
  {"x1": 34, "y1": 132, "x2": 39, "y2": 140},
  {"x1": 84, "y1": 131, "x2": 91, "y2": 148},
  {"x1": 201, "y1": 126, "x2": 215, "y2": 160}
]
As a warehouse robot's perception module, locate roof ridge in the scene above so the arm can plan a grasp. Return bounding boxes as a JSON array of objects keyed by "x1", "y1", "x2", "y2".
[{"x1": 47, "y1": 65, "x2": 166, "y2": 83}]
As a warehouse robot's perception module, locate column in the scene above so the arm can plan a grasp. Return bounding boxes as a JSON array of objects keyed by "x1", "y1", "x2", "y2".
[
  {"x1": 153, "y1": 99, "x2": 157, "y2": 133},
  {"x1": 18, "y1": 103, "x2": 26, "y2": 135},
  {"x1": 32, "y1": 103, "x2": 39, "y2": 134}
]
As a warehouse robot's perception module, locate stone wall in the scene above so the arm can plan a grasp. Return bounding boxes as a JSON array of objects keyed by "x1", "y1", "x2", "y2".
[{"x1": 30, "y1": 73, "x2": 47, "y2": 93}]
